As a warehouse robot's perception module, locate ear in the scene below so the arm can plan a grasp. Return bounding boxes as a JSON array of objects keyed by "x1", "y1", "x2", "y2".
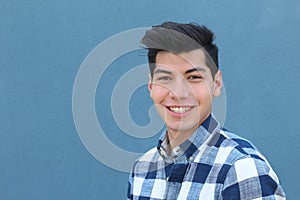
[
  {"x1": 148, "y1": 73, "x2": 153, "y2": 98},
  {"x1": 213, "y1": 71, "x2": 222, "y2": 97}
]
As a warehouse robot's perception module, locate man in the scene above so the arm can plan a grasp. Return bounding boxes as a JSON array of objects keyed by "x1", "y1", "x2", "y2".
[{"x1": 127, "y1": 22, "x2": 285, "y2": 199}]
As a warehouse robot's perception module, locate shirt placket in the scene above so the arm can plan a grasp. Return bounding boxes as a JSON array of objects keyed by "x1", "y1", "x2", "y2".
[{"x1": 163, "y1": 147, "x2": 190, "y2": 200}]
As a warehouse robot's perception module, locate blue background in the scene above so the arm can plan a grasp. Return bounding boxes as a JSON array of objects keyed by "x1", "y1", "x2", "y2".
[{"x1": 1, "y1": 0, "x2": 299, "y2": 199}]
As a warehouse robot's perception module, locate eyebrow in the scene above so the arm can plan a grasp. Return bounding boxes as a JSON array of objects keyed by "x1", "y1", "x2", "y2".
[
  {"x1": 153, "y1": 69, "x2": 172, "y2": 75},
  {"x1": 153, "y1": 67, "x2": 206, "y2": 75},
  {"x1": 185, "y1": 67, "x2": 206, "y2": 74}
]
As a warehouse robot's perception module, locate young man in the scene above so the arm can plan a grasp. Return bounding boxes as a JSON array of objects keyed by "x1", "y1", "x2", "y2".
[{"x1": 127, "y1": 22, "x2": 285, "y2": 199}]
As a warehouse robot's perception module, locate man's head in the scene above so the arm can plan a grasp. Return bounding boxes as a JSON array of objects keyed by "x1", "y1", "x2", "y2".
[
  {"x1": 141, "y1": 22, "x2": 222, "y2": 139},
  {"x1": 141, "y1": 21, "x2": 219, "y2": 79}
]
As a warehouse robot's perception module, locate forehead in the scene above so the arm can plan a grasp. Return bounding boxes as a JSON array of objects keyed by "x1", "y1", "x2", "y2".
[{"x1": 155, "y1": 49, "x2": 207, "y2": 73}]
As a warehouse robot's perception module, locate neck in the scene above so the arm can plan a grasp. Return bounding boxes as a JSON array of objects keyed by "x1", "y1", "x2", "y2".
[
  {"x1": 166, "y1": 114, "x2": 212, "y2": 150},
  {"x1": 167, "y1": 127, "x2": 198, "y2": 151}
]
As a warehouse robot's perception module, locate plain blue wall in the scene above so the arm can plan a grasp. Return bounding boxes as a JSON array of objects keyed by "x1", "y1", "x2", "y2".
[{"x1": 1, "y1": 0, "x2": 299, "y2": 199}]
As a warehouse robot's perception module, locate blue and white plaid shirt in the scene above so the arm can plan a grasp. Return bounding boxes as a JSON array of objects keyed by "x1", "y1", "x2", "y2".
[{"x1": 127, "y1": 115, "x2": 286, "y2": 199}]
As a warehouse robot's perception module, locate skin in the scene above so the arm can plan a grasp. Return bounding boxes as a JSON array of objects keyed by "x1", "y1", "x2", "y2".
[{"x1": 148, "y1": 49, "x2": 222, "y2": 150}]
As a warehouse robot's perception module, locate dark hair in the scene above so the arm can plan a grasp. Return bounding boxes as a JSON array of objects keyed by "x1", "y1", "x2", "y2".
[{"x1": 141, "y1": 22, "x2": 219, "y2": 78}]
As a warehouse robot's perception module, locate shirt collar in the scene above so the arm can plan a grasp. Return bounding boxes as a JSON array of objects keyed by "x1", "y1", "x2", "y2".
[{"x1": 157, "y1": 114, "x2": 220, "y2": 161}]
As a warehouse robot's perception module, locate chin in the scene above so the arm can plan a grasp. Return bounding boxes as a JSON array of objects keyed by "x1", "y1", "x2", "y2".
[{"x1": 166, "y1": 122, "x2": 199, "y2": 133}]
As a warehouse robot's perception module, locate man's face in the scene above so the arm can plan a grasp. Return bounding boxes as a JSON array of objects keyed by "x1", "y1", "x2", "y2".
[{"x1": 148, "y1": 49, "x2": 222, "y2": 137}]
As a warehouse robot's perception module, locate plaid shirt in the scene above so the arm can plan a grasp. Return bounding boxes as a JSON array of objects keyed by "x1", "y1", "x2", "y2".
[{"x1": 127, "y1": 115, "x2": 286, "y2": 199}]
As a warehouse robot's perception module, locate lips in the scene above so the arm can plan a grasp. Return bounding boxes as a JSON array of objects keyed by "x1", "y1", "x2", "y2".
[{"x1": 166, "y1": 106, "x2": 194, "y2": 114}]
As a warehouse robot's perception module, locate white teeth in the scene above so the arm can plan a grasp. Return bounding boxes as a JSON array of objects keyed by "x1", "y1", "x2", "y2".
[{"x1": 169, "y1": 107, "x2": 191, "y2": 113}]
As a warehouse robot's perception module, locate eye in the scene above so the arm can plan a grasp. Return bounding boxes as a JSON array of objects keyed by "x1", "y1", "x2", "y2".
[
  {"x1": 187, "y1": 75, "x2": 203, "y2": 80},
  {"x1": 156, "y1": 76, "x2": 172, "y2": 81}
]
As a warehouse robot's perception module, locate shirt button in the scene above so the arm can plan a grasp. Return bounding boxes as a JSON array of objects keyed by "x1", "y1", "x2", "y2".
[{"x1": 189, "y1": 156, "x2": 194, "y2": 161}]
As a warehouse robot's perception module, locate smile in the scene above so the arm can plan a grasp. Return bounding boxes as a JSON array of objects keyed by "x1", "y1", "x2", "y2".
[{"x1": 167, "y1": 106, "x2": 192, "y2": 114}]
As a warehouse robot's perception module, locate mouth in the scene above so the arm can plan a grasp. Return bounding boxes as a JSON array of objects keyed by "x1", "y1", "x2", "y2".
[{"x1": 166, "y1": 106, "x2": 193, "y2": 114}]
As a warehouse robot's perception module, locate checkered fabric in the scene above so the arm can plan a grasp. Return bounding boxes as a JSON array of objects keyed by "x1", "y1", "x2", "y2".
[{"x1": 127, "y1": 115, "x2": 286, "y2": 199}]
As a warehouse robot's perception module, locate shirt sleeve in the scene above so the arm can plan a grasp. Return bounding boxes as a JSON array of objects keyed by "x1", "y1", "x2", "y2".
[
  {"x1": 222, "y1": 156, "x2": 286, "y2": 199},
  {"x1": 127, "y1": 171, "x2": 133, "y2": 200}
]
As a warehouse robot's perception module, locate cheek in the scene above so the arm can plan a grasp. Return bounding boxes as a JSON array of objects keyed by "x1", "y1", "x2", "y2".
[
  {"x1": 150, "y1": 86, "x2": 169, "y2": 102},
  {"x1": 193, "y1": 85, "x2": 214, "y2": 102}
]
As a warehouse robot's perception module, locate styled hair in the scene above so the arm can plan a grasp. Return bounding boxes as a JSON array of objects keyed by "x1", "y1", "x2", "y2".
[{"x1": 141, "y1": 22, "x2": 219, "y2": 78}]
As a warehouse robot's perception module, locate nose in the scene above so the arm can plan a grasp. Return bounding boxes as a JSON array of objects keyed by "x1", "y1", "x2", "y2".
[{"x1": 169, "y1": 79, "x2": 190, "y2": 100}]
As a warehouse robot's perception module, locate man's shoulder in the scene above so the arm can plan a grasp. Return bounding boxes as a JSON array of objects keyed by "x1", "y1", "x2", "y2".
[
  {"x1": 208, "y1": 129, "x2": 267, "y2": 164},
  {"x1": 135, "y1": 147, "x2": 159, "y2": 162},
  {"x1": 132, "y1": 147, "x2": 160, "y2": 167},
  {"x1": 131, "y1": 147, "x2": 164, "y2": 175}
]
